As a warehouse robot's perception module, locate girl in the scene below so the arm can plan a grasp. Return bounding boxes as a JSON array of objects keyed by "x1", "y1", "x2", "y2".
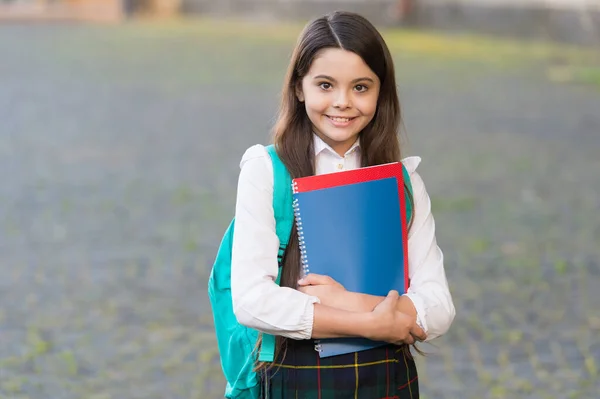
[{"x1": 230, "y1": 10, "x2": 455, "y2": 398}]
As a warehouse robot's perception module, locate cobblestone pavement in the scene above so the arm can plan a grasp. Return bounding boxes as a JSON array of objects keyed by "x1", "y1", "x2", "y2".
[{"x1": 0, "y1": 20, "x2": 599, "y2": 399}]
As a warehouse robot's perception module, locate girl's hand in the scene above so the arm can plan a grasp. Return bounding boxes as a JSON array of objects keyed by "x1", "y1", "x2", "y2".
[
  {"x1": 368, "y1": 290, "x2": 427, "y2": 345},
  {"x1": 298, "y1": 273, "x2": 345, "y2": 290},
  {"x1": 297, "y1": 273, "x2": 346, "y2": 307}
]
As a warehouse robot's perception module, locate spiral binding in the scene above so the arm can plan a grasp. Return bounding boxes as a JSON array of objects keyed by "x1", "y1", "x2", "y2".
[
  {"x1": 294, "y1": 180, "x2": 323, "y2": 355},
  {"x1": 292, "y1": 181, "x2": 310, "y2": 278},
  {"x1": 314, "y1": 342, "x2": 323, "y2": 353}
]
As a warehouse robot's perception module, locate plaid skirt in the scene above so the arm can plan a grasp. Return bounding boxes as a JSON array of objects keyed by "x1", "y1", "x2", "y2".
[{"x1": 260, "y1": 339, "x2": 419, "y2": 399}]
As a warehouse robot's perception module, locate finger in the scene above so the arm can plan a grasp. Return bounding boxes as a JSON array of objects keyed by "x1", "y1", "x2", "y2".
[
  {"x1": 409, "y1": 324, "x2": 427, "y2": 342},
  {"x1": 298, "y1": 273, "x2": 331, "y2": 286},
  {"x1": 410, "y1": 332, "x2": 426, "y2": 343},
  {"x1": 386, "y1": 290, "x2": 399, "y2": 300},
  {"x1": 402, "y1": 334, "x2": 415, "y2": 345}
]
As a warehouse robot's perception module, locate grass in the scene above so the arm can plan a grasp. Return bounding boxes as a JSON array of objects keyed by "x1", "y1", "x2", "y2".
[
  {"x1": 117, "y1": 16, "x2": 600, "y2": 83},
  {"x1": 547, "y1": 64, "x2": 600, "y2": 89},
  {"x1": 11, "y1": 15, "x2": 599, "y2": 93}
]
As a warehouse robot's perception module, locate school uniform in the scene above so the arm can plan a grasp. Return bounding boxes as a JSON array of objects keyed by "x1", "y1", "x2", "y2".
[
  {"x1": 231, "y1": 134, "x2": 455, "y2": 398},
  {"x1": 262, "y1": 339, "x2": 419, "y2": 399}
]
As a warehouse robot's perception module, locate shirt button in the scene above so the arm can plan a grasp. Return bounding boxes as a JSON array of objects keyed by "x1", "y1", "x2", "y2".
[{"x1": 337, "y1": 163, "x2": 344, "y2": 170}]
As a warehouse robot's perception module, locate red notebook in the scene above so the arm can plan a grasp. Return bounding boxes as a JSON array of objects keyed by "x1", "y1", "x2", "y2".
[{"x1": 292, "y1": 162, "x2": 410, "y2": 292}]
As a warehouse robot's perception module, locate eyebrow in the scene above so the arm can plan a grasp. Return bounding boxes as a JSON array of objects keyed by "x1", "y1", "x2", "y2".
[{"x1": 313, "y1": 75, "x2": 375, "y2": 84}]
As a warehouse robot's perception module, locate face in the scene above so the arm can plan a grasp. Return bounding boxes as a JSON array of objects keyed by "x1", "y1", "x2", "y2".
[{"x1": 296, "y1": 48, "x2": 380, "y2": 156}]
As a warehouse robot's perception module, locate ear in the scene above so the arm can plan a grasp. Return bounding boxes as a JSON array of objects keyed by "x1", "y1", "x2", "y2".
[{"x1": 295, "y1": 82, "x2": 305, "y2": 102}]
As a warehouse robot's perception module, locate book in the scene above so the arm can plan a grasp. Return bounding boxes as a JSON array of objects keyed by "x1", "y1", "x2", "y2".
[{"x1": 291, "y1": 162, "x2": 409, "y2": 357}]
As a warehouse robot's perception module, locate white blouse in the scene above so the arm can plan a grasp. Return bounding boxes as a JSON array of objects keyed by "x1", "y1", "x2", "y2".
[{"x1": 231, "y1": 135, "x2": 455, "y2": 341}]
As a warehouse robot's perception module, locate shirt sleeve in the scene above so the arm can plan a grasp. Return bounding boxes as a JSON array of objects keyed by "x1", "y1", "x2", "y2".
[
  {"x1": 230, "y1": 144, "x2": 320, "y2": 340},
  {"x1": 401, "y1": 156, "x2": 456, "y2": 341}
]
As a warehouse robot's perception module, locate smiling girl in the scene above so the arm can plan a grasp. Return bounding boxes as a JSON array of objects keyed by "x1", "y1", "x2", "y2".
[{"x1": 229, "y1": 11, "x2": 455, "y2": 398}]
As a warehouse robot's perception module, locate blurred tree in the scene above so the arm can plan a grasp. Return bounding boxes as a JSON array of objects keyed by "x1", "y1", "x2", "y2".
[
  {"x1": 392, "y1": 0, "x2": 416, "y2": 23},
  {"x1": 135, "y1": 0, "x2": 180, "y2": 16}
]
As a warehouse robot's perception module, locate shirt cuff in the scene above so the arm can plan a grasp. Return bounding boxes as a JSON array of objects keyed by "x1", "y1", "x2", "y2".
[
  {"x1": 402, "y1": 292, "x2": 428, "y2": 333},
  {"x1": 295, "y1": 296, "x2": 320, "y2": 340}
]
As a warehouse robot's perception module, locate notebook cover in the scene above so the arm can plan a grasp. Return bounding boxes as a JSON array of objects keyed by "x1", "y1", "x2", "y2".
[
  {"x1": 293, "y1": 162, "x2": 404, "y2": 193},
  {"x1": 316, "y1": 337, "x2": 385, "y2": 358},
  {"x1": 293, "y1": 177, "x2": 407, "y2": 357},
  {"x1": 293, "y1": 162, "x2": 409, "y2": 293}
]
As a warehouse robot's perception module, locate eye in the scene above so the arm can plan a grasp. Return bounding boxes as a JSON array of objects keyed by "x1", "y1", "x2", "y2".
[
  {"x1": 318, "y1": 82, "x2": 332, "y2": 90},
  {"x1": 354, "y1": 84, "x2": 368, "y2": 92}
]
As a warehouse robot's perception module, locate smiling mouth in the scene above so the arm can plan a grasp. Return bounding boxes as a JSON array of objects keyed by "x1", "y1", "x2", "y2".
[{"x1": 326, "y1": 115, "x2": 357, "y2": 123}]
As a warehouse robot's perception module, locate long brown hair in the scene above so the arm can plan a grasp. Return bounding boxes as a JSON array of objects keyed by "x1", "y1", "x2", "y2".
[{"x1": 255, "y1": 10, "x2": 416, "y2": 371}]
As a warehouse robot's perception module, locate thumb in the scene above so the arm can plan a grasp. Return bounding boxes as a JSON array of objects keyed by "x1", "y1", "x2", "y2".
[
  {"x1": 374, "y1": 290, "x2": 399, "y2": 312},
  {"x1": 385, "y1": 290, "x2": 399, "y2": 301}
]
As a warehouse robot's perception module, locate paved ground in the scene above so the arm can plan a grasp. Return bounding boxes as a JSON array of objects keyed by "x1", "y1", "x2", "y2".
[{"x1": 0, "y1": 19, "x2": 599, "y2": 399}]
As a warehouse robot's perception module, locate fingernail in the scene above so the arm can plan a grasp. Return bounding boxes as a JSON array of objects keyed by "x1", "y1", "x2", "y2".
[{"x1": 298, "y1": 279, "x2": 305, "y2": 284}]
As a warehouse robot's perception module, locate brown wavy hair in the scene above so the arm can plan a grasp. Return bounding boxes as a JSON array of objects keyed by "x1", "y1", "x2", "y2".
[{"x1": 255, "y1": 10, "x2": 416, "y2": 371}]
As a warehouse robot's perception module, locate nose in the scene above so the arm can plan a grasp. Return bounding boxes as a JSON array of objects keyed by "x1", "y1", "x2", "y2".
[{"x1": 333, "y1": 90, "x2": 351, "y2": 110}]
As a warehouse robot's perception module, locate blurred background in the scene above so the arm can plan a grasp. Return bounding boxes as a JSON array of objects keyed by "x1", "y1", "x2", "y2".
[{"x1": 1, "y1": 0, "x2": 599, "y2": 398}]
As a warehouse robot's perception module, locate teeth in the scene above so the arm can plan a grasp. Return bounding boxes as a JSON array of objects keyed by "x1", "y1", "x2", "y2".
[{"x1": 329, "y1": 116, "x2": 351, "y2": 122}]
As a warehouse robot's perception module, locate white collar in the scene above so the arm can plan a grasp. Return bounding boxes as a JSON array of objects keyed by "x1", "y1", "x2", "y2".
[
  {"x1": 313, "y1": 133, "x2": 361, "y2": 157},
  {"x1": 310, "y1": 133, "x2": 423, "y2": 173}
]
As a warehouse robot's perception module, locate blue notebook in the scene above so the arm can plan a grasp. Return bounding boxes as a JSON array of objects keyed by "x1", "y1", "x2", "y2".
[{"x1": 293, "y1": 177, "x2": 407, "y2": 357}]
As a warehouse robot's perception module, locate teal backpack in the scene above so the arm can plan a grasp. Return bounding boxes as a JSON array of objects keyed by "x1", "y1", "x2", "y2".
[{"x1": 208, "y1": 145, "x2": 414, "y2": 399}]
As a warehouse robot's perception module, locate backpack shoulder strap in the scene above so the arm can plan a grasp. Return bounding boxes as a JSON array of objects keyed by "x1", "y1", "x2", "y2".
[
  {"x1": 265, "y1": 144, "x2": 294, "y2": 264},
  {"x1": 258, "y1": 144, "x2": 293, "y2": 363}
]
